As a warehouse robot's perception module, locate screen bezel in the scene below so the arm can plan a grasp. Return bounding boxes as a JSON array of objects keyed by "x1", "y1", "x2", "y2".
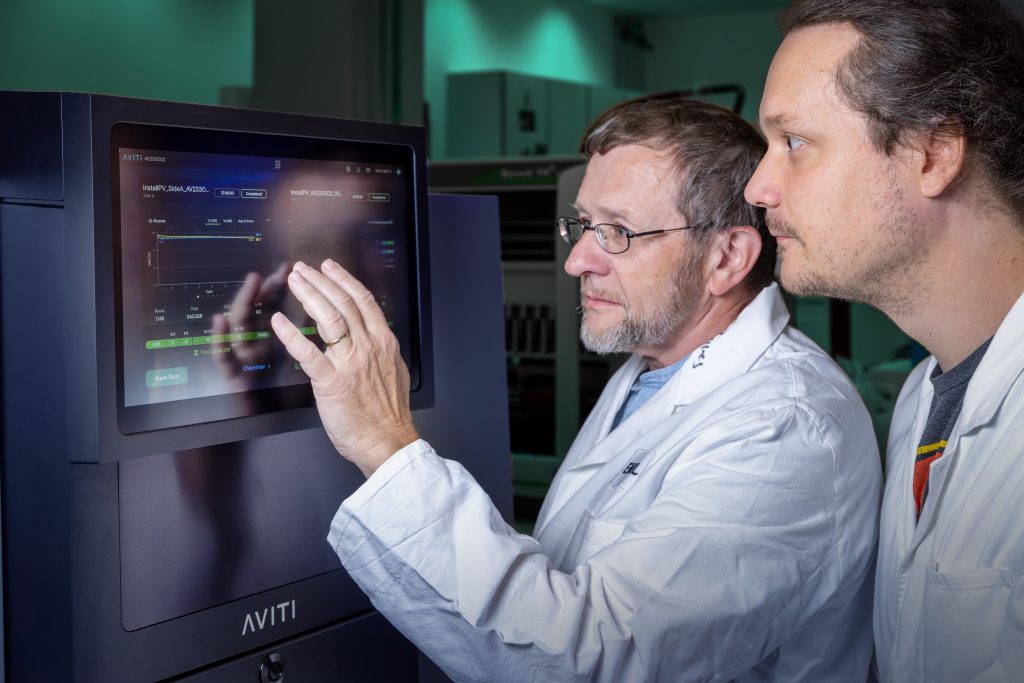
[{"x1": 111, "y1": 122, "x2": 423, "y2": 434}]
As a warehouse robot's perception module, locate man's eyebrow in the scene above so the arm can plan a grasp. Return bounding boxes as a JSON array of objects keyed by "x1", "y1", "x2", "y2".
[
  {"x1": 762, "y1": 113, "x2": 799, "y2": 130},
  {"x1": 571, "y1": 201, "x2": 633, "y2": 224},
  {"x1": 591, "y1": 206, "x2": 632, "y2": 224}
]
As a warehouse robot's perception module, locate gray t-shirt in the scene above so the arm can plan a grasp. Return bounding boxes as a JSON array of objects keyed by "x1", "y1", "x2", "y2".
[{"x1": 913, "y1": 337, "x2": 993, "y2": 518}]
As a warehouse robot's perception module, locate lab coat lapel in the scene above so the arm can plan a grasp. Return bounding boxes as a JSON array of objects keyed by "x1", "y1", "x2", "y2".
[
  {"x1": 888, "y1": 361, "x2": 935, "y2": 556},
  {"x1": 909, "y1": 290, "x2": 1024, "y2": 551},
  {"x1": 533, "y1": 356, "x2": 646, "y2": 533},
  {"x1": 957, "y1": 289, "x2": 1024, "y2": 434},
  {"x1": 667, "y1": 283, "x2": 789, "y2": 408}
]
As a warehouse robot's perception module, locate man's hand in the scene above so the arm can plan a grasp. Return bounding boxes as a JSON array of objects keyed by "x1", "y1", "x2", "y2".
[{"x1": 271, "y1": 259, "x2": 419, "y2": 477}]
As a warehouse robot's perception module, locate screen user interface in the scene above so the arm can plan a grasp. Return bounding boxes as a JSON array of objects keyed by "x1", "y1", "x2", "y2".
[{"x1": 115, "y1": 125, "x2": 418, "y2": 426}]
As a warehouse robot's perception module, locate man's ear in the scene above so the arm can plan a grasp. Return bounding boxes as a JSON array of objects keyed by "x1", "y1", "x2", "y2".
[
  {"x1": 917, "y1": 127, "x2": 967, "y2": 198},
  {"x1": 706, "y1": 226, "x2": 761, "y2": 297}
]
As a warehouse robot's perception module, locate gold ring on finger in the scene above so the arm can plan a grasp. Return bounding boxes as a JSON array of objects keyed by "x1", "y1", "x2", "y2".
[{"x1": 324, "y1": 332, "x2": 350, "y2": 347}]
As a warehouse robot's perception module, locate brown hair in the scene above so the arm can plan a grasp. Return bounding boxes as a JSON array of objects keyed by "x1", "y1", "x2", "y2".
[{"x1": 783, "y1": 0, "x2": 1024, "y2": 224}]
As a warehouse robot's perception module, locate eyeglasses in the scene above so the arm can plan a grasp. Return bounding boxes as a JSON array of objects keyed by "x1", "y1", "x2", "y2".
[{"x1": 557, "y1": 216, "x2": 707, "y2": 254}]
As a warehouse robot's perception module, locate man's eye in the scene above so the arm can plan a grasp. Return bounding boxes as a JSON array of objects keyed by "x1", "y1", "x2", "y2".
[
  {"x1": 611, "y1": 225, "x2": 630, "y2": 238},
  {"x1": 786, "y1": 135, "x2": 806, "y2": 151}
]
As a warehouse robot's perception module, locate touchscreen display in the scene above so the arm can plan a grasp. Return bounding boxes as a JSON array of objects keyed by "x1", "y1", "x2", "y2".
[{"x1": 113, "y1": 124, "x2": 421, "y2": 432}]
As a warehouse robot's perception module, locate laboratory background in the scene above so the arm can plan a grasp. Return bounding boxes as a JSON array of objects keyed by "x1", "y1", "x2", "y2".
[{"x1": 0, "y1": 0, "x2": 920, "y2": 680}]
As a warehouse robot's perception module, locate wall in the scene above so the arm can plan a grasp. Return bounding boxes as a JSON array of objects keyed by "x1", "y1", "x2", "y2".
[
  {"x1": 252, "y1": 0, "x2": 422, "y2": 124},
  {"x1": 425, "y1": 0, "x2": 618, "y2": 159},
  {"x1": 0, "y1": 0, "x2": 252, "y2": 105},
  {"x1": 644, "y1": 9, "x2": 782, "y2": 122}
]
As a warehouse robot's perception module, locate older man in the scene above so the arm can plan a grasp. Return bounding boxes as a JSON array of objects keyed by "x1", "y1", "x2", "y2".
[
  {"x1": 273, "y1": 98, "x2": 880, "y2": 681},
  {"x1": 745, "y1": 1, "x2": 1024, "y2": 680}
]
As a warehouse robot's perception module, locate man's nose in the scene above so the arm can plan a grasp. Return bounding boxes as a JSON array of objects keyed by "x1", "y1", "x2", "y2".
[
  {"x1": 744, "y1": 155, "x2": 781, "y2": 210},
  {"x1": 564, "y1": 229, "x2": 608, "y2": 278}
]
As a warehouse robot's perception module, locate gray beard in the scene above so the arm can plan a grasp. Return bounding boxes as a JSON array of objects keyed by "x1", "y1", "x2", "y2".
[
  {"x1": 579, "y1": 251, "x2": 705, "y2": 355},
  {"x1": 579, "y1": 304, "x2": 688, "y2": 354}
]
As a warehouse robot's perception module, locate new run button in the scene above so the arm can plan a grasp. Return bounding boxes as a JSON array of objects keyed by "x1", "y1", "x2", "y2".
[{"x1": 146, "y1": 367, "x2": 189, "y2": 388}]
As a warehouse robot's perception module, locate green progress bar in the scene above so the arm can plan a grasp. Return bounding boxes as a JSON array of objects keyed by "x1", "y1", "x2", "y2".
[{"x1": 145, "y1": 327, "x2": 318, "y2": 350}]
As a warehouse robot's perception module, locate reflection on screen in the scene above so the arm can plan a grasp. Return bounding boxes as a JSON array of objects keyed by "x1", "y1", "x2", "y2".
[{"x1": 117, "y1": 140, "x2": 414, "y2": 411}]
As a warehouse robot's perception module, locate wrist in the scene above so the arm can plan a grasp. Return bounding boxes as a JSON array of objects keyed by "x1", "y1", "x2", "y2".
[{"x1": 356, "y1": 427, "x2": 419, "y2": 478}]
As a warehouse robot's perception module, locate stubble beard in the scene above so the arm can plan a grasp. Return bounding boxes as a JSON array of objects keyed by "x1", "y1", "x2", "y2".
[
  {"x1": 770, "y1": 178, "x2": 926, "y2": 318},
  {"x1": 579, "y1": 249, "x2": 706, "y2": 355}
]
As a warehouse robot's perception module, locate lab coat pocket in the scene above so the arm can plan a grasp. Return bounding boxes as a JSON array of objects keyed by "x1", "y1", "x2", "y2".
[{"x1": 923, "y1": 564, "x2": 1013, "y2": 682}]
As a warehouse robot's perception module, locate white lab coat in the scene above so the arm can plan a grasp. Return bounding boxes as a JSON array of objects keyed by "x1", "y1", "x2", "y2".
[
  {"x1": 330, "y1": 284, "x2": 881, "y2": 682},
  {"x1": 874, "y1": 290, "x2": 1024, "y2": 682}
]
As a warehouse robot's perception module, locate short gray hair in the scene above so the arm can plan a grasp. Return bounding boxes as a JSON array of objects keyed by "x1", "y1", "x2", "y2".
[{"x1": 581, "y1": 96, "x2": 774, "y2": 292}]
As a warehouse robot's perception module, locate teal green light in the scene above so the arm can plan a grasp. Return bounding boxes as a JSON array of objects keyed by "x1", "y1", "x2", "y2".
[
  {"x1": 0, "y1": 0, "x2": 252, "y2": 104},
  {"x1": 427, "y1": 0, "x2": 490, "y2": 74},
  {"x1": 425, "y1": 0, "x2": 616, "y2": 157},
  {"x1": 436, "y1": 0, "x2": 605, "y2": 85},
  {"x1": 522, "y1": 7, "x2": 600, "y2": 84}
]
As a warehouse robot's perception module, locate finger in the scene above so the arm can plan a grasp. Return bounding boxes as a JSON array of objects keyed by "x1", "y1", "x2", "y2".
[
  {"x1": 271, "y1": 312, "x2": 336, "y2": 382},
  {"x1": 320, "y1": 259, "x2": 393, "y2": 338},
  {"x1": 292, "y1": 261, "x2": 368, "y2": 344},
  {"x1": 287, "y1": 263, "x2": 355, "y2": 344}
]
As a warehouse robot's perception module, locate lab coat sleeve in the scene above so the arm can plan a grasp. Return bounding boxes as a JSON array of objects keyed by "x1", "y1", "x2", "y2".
[{"x1": 329, "y1": 401, "x2": 856, "y2": 683}]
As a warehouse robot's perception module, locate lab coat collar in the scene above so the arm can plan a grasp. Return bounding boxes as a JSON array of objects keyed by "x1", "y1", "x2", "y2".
[
  {"x1": 664, "y1": 282, "x2": 789, "y2": 407},
  {"x1": 593, "y1": 283, "x2": 790, "y2": 439},
  {"x1": 956, "y1": 288, "x2": 1024, "y2": 434}
]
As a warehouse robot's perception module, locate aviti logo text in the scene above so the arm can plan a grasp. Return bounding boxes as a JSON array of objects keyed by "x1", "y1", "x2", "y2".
[{"x1": 241, "y1": 599, "x2": 296, "y2": 636}]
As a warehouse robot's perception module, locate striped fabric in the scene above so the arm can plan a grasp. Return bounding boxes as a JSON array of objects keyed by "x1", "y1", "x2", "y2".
[
  {"x1": 910, "y1": 337, "x2": 991, "y2": 523},
  {"x1": 913, "y1": 440, "x2": 946, "y2": 517}
]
